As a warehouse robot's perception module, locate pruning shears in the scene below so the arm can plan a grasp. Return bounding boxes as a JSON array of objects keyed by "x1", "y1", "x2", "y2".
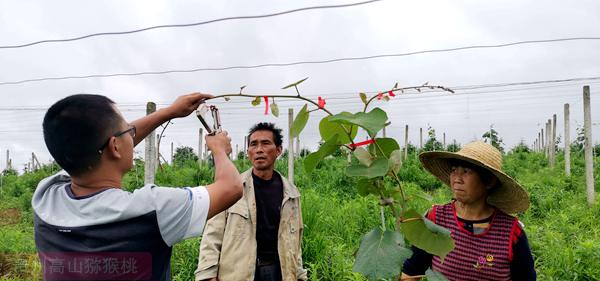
[{"x1": 196, "y1": 104, "x2": 222, "y2": 135}]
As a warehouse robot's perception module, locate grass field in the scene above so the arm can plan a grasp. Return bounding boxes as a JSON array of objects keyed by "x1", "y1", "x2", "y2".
[{"x1": 0, "y1": 148, "x2": 599, "y2": 280}]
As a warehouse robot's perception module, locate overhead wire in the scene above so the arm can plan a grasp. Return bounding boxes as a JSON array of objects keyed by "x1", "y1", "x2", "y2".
[
  {"x1": 0, "y1": 0, "x2": 384, "y2": 49},
  {"x1": 2, "y1": 37, "x2": 600, "y2": 86}
]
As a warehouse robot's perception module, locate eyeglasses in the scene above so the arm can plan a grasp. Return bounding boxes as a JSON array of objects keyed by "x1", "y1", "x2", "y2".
[{"x1": 98, "y1": 125, "x2": 137, "y2": 154}]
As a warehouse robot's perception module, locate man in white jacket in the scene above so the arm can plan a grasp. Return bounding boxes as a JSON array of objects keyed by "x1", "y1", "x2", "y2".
[{"x1": 195, "y1": 122, "x2": 307, "y2": 281}]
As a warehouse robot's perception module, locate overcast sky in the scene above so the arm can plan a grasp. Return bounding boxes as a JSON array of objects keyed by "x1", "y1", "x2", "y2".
[{"x1": 1, "y1": 0, "x2": 599, "y2": 172}]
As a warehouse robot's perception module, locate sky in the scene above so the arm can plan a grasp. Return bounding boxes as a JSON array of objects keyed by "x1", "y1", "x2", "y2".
[{"x1": 1, "y1": 0, "x2": 599, "y2": 172}]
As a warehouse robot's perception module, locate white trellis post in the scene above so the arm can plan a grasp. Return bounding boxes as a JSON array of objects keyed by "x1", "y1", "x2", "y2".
[
  {"x1": 583, "y1": 86, "x2": 595, "y2": 205},
  {"x1": 564, "y1": 103, "x2": 571, "y2": 176},
  {"x1": 144, "y1": 102, "x2": 157, "y2": 185}
]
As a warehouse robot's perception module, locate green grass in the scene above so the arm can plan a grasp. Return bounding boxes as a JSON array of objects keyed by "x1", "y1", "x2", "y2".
[{"x1": 1, "y1": 151, "x2": 599, "y2": 280}]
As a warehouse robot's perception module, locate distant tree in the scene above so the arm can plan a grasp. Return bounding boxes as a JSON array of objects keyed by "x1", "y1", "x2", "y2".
[
  {"x1": 424, "y1": 125, "x2": 443, "y2": 151},
  {"x1": 571, "y1": 125, "x2": 585, "y2": 152},
  {"x1": 482, "y1": 125, "x2": 505, "y2": 153},
  {"x1": 173, "y1": 146, "x2": 198, "y2": 167},
  {"x1": 237, "y1": 150, "x2": 246, "y2": 160},
  {"x1": 511, "y1": 140, "x2": 530, "y2": 153},
  {"x1": 446, "y1": 140, "x2": 461, "y2": 152}
]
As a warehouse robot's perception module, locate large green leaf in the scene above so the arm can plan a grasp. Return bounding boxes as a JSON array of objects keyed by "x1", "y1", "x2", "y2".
[
  {"x1": 319, "y1": 116, "x2": 357, "y2": 144},
  {"x1": 425, "y1": 268, "x2": 450, "y2": 281},
  {"x1": 282, "y1": 77, "x2": 308, "y2": 89},
  {"x1": 400, "y1": 209, "x2": 455, "y2": 259},
  {"x1": 357, "y1": 178, "x2": 380, "y2": 196},
  {"x1": 329, "y1": 108, "x2": 388, "y2": 137},
  {"x1": 346, "y1": 158, "x2": 389, "y2": 178},
  {"x1": 353, "y1": 228, "x2": 412, "y2": 280},
  {"x1": 353, "y1": 147, "x2": 373, "y2": 166},
  {"x1": 290, "y1": 104, "x2": 309, "y2": 138},
  {"x1": 304, "y1": 134, "x2": 340, "y2": 174},
  {"x1": 369, "y1": 138, "x2": 400, "y2": 158},
  {"x1": 388, "y1": 149, "x2": 402, "y2": 175}
]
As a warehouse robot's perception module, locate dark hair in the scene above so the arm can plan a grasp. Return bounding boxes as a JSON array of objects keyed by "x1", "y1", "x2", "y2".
[
  {"x1": 43, "y1": 94, "x2": 122, "y2": 176},
  {"x1": 448, "y1": 159, "x2": 498, "y2": 188},
  {"x1": 248, "y1": 122, "x2": 283, "y2": 147}
]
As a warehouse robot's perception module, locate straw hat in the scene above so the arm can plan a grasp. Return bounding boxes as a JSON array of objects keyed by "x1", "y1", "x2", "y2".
[{"x1": 419, "y1": 141, "x2": 529, "y2": 214}]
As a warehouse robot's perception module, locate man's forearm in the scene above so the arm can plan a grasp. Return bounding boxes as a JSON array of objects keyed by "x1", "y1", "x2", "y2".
[
  {"x1": 131, "y1": 108, "x2": 172, "y2": 146},
  {"x1": 213, "y1": 151, "x2": 240, "y2": 184}
]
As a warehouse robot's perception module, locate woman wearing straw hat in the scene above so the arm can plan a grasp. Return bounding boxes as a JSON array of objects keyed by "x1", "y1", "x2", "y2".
[{"x1": 401, "y1": 141, "x2": 536, "y2": 281}]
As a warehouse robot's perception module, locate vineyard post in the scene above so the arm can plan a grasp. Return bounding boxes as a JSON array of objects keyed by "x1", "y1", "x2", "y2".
[
  {"x1": 564, "y1": 103, "x2": 571, "y2": 176},
  {"x1": 32, "y1": 152, "x2": 41, "y2": 170},
  {"x1": 583, "y1": 86, "x2": 595, "y2": 205},
  {"x1": 548, "y1": 120, "x2": 552, "y2": 157},
  {"x1": 235, "y1": 144, "x2": 239, "y2": 160},
  {"x1": 443, "y1": 132, "x2": 446, "y2": 148},
  {"x1": 6, "y1": 149, "x2": 11, "y2": 170},
  {"x1": 204, "y1": 143, "x2": 208, "y2": 161},
  {"x1": 144, "y1": 102, "x2": 157, "y2": 185},
  {"x1": 244, "y1": 135, "x2": 248, "y2": 159},
  {"x1": 541, "y1": 128, "x2": 545, "y2": 155},
  {"x1": 296, "y1": 137, "x2": 300, "y2": 157},
  {"x1": 548, "y1": 119, "x2": 552, "y2": 160},
  {"x1": 170, "y1": 142, "x2": 174, "y2": 164},
  {"x1": 551, "y1": 114, "x2": 557, "y2": 168},
  {"x1": 404, "y1": 125, "x2": 409, "y2": 160},
  {"x1": 544, "y1": 119, "x2": 550, "y2": 159},
  {"x1": 383, "y1": 126, "x2": 387, "y2": 138},
  {"x1": 420, "y1": 127, "x2": 423, "y2": 150},
  {"x1": 287, "y1": 108, "x2": 294, "y2": 185},
  {"x1": 198, "y1": 128, "x2": 204, "y2": 164},
  {"x1": 538, "y1": 132, "x2": 541, "y2": 152}
]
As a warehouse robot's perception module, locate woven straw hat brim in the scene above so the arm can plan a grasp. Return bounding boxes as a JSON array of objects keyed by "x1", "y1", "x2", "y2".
[{"x1": 419, "y1": 151, "x2": 530, "y2": 214}]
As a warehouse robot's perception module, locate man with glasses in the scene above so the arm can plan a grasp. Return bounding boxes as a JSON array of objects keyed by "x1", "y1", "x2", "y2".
[{"x1": 33, "y1": 93, "x2": 243, "y2": 281}]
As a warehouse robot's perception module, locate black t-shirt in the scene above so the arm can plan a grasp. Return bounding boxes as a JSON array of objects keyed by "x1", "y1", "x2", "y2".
[{"x1": 253, "y1": 172, "x2": 284, "y2": 262}]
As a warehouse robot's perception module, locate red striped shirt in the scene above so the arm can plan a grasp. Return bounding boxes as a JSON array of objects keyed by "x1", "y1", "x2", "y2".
[{"x1": 431, "y1": 202, "x2": 516, "y2": 281}]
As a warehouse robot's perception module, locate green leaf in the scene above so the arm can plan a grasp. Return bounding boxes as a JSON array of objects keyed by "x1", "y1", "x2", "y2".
[
  {"x1": 425, "y1": 268, "x2": 450, "y2": 281},
  {"x1": 271, "y1": 103, "x2": 279, "y2": 117},
  {"x1": 346, "y1": 158, "x2": 389, "y2": 178},
  {"x1": 353, "y1": 228, "x2": 412, "y2": 280},
  {"x1": 359, "y1": 92, "x2": 368, "y2": 105},
  {"x1": 282, "y1": 77, "x2": 309, "y2": 89},
  {"x1": 368, "y1": 138, "x2": 400, "y2": 158},
  {"x1": 329, "y1": 108, "x2": 388, "y2": 137},
  {"x1": 356, "y1": 178, "x2": 379, "y2": 196},
  {"x1": 304, "y1": 134, "x2": 340, "y2": 174},
  {"x1": 290, "y1": 104, "x2": 309, "y2": 138},
  {"x1": 319, "y1": 116, "x2": 358, "y2": 144},
  {"x1": 383, "y1": 95, "x2": 390, "y2": 101},
  {"x1": 353, "y1": 147, "x2": 373, "y2": 166},
  {"x1": 251, "y1": 96, "x2": 261, "y2": 106},
  {"x1": 400, "y1": 209, "x2": 455, "y2": 259},
  {"x1": 388, "y1": 149, "x2": 402, "y2": 175}
]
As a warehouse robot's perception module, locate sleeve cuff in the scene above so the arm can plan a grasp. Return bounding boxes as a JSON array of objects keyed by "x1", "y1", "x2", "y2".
[{"x1": 183, "y1": 186, "x2": 210, "y2": 239}]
